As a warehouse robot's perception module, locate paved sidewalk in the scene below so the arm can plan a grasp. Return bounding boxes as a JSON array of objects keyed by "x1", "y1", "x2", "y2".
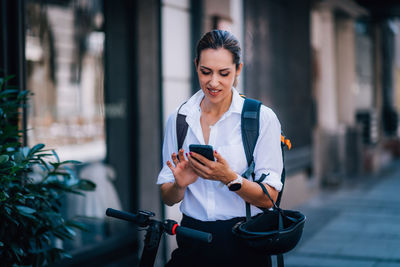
[{"x1": 283, "y1": 161, "x2": 400, "y2": 267}]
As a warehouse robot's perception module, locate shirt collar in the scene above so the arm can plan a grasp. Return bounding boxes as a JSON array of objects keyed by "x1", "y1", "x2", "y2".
[
  {"x1": 230, "y1": 87, "x2": 245, "y2": 114},
  {"x1": 179, "y1": 87, "x2": 244, "y2": 117}
]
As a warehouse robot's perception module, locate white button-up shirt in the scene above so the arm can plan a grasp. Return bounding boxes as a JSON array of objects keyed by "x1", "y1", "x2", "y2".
[{"x1": 157, "y1": 88, "x2": 283, "y2": 221}]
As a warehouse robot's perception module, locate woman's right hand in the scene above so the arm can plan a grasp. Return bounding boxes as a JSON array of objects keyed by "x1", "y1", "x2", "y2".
[{"x1": 166, "y1": 149, "x2": 198, "y2": 189}]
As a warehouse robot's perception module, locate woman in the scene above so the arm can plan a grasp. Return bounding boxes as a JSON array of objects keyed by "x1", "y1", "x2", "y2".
[{"x1": 157, "y1": 30, "x2": 283, "y2": 267}]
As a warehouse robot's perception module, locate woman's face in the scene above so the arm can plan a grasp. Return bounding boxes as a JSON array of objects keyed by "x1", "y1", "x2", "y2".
[{"x1": 196, "y1": 48, "x2": 242, "y2": 105}]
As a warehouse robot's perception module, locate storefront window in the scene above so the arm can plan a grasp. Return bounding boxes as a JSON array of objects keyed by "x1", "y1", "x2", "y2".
[{"x1": 25, "y1": 0, "x2": 121, "y2": 252}]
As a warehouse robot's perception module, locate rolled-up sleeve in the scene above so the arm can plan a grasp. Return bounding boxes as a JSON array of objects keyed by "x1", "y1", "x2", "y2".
[
  {"x1": 253, "y1": 106, "x2": 283, "y2": 192},
  {"x1": 156, "y1": 113, "x2": 177, "y2": 185}
]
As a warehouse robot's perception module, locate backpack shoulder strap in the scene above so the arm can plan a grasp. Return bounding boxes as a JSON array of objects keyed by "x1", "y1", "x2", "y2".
[
  {"x1": 241, "y1": 98, "x2": 262, "y2": 221},
  {"x1": 176, "y1": 102, "x2": 188, "y2": 151},
  {"x1": 241, "y1": 98, "x2": 262, "y2": 166}
]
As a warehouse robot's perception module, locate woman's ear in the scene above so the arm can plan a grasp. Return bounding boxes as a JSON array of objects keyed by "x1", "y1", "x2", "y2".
[
  {"x1": 194, "y1": 58, "x2": 198, "y2": 69},
  {"x1": 233, "y1": 63, "x2": 243, "y2": 88},
  {"x1": 236, "y1": 62, "x2": 243, "y2": 76}
]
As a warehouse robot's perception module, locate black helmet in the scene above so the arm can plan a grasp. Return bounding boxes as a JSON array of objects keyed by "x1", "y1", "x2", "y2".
[
  {"x1": 232, "y1": 208, "x2": 305, "y2": 255},
  {"x1": 232, "y1": 182, "x2": 306, "y2": 255}
]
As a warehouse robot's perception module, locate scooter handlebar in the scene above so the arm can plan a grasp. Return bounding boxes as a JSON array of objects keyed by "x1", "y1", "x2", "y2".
[
  {"x1": 175, "y1": 225, "x2": 212, "y2": 243},
  {"x1": 106, "y1": 208, "x2": 212, "y2": 243},
  {"x1": 106, "y1": 208, "x2": 139, "y2": 222}
]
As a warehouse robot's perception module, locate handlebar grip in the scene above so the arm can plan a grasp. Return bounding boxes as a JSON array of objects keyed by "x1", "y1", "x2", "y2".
[
  {"x1": 106, "y1": 208, "x2": 138, "y2": 223},
  {"x1": 175, "y1": 226, "x2": 212, "y2": 243}
]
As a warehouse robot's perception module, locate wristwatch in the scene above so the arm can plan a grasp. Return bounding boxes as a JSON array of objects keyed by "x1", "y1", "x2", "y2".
[{"x1": 227, "y1": 174, "x2": 243, "y2": 191}]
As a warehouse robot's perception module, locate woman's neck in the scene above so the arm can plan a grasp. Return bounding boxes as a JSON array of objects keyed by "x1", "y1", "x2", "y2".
[{"x1": 201, "y1": 90, "x2": 233, "y2": 117}]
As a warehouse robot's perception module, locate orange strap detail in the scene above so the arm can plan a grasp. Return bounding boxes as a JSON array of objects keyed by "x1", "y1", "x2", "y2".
[
  {"x1": 281, "y1": 135, "x2": 292, "y2": 150},
  {"x1": 285, "y1": 139, "x2": 292, "y2": 150}
]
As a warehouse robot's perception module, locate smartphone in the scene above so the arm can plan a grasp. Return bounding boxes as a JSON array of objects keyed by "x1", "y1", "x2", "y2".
[{"x1": 189, "y1": 144, "x2": 215, "y2": 162}]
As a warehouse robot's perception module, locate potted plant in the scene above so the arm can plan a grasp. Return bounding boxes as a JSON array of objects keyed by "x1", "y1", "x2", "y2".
[{"x1": 0, "y1": 76, "x2": 96, "y2": 266}]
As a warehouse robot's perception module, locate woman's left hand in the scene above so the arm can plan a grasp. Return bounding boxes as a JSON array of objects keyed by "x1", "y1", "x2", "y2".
[{"x1": 188, "y1": 150, "x2": 236, "y2": 185}]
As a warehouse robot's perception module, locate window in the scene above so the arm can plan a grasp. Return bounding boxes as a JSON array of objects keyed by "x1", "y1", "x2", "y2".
[{"x1": 25, "y1": 0, "x2": 122, "y2": 252}]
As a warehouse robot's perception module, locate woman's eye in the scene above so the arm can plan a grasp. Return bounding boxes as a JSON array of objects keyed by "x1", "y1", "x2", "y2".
[
  {"x1": 220, "y1": 72, "x2": 229, "y2": 77},
  {"x1": 201, "y1": 71, "x2": 211, "y2": 75}
]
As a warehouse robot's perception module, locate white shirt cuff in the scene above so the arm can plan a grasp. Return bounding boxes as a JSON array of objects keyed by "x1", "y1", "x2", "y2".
[
  {"x1": 260, "y1": 171, "x2": 282, "y2": 192},
  {"x1": 156, "y1": 165, "x2": 175, "y2": 185}
]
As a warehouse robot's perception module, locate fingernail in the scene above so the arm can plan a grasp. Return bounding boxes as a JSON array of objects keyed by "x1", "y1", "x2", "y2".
[
  {"x1": 214, "y1": 150, "x2": 218, "y2": 154},
  {"x1": 185, "y1": 153, "x2": 188, "y2": 157},
  {"x1": 189, "y1": 152, "x2": 193, "y2": 155}
]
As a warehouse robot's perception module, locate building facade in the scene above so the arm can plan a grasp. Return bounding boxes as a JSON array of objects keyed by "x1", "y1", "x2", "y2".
[{"x1": 1, "y1": 0, "x2": 400, "y2": 265}]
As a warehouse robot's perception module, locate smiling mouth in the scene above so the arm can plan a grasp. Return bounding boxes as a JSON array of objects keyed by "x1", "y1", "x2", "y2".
[{"x1": 207, "y1": 88, "x2": 221, "y2": 95}]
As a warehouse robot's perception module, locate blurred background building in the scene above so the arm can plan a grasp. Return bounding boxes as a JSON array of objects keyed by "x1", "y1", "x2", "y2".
[{"x1": 1, "y1": 0, "x2": 400, "y2": 265}]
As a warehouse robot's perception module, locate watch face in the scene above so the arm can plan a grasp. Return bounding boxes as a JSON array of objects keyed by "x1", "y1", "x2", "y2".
[{"x1": 229, "y1": 183, "x2": 242, "y2": 191}]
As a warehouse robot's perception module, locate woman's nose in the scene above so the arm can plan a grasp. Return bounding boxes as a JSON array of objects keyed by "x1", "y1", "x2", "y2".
[{"x1": 209, "y1": 74, "x2": 219, "y2": 87}]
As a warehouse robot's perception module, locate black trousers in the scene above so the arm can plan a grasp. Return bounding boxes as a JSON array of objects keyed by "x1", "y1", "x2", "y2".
[{"x1": 166, "y1": 214, "x2": 272, "y2": 267}]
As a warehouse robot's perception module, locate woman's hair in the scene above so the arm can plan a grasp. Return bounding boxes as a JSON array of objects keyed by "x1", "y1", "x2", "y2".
[{"x1": 196, "y1": 30, "x2": 241, "y2": 70}]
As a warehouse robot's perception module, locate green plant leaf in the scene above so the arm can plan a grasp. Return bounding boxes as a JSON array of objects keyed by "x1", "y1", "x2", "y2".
[
  {"x1": 29, "y1": 143, "x2": 45, "y2": 156},
  {"x1": 53, "y1": 229, "x2": 73, "y2": 240},
  {"x1": 4, "y1": 205, "x2": 12, "y2": 215},
  {"x1": 34, "y1": 153, "x2": 54, "y2": 157},
  {"x1": 16, "y1": 205, "x2": 36, "y2": 214},
  {"x1": 49, "y1": 162, "x2": 61, "y2": 170},
  {"x1": 21, "y1": 147, "x2": 30, "y2": 158},
  {"x1": 77, "y1": 179, "x2": 96, "y2": 191},
  {"x1": 0, "y1": 74, "x2": 97, "y2": 265},
  {"x1": 15, "y1": 192, "x2": 24, "y2": 199},
  {"x1": 44, "y1": 181, "x2": 85, "y2": 195},
  {"x1": 17, "y1": 90, "x2": 30, "y2": 99},
  {"x1": 0, "y1": 89, "x2": 18, "y2": 97},
  {"x1": 13, "y1": 151, "x2": 24, "y2": 163},
  {"x1": 52, "y1": 150, "x2": 60, "y2": 163},
  {"x1": 5, "y1": 213, "x2": 20, "y2": 226},
  {"x1": 64, "y1": 226, "x2": 76, "y2": 237},
  {"x1": 38, "y1": 158, "x2": 51, "y2": 172},
  {"x1": 65, "y1": 220, "x2": 89, "y2": 231},
  {"x1": 4, "y1": 74, "x2": 16, "y2": 82},
  {"x1": 48, "y1": 171, "x2": 70, "y2": 177},
  {"x1": 11, "y1": 243, "x2": 25, "y2": 261},
  {"x1": 60, "y1": 160, "x2": 81, "y2": 165},
  {"x1": 0, "y1": 191, "x2": 9, "y2": 201},
  {"x1": 46, "y1": 247, "x2": 69, "y2": 262},
  {"x1": 61, "y1": 251, "x2": 73, "y2": 259},
  {"x1": 0, "y1": 154, "x2": 9, "y2": 163}
]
